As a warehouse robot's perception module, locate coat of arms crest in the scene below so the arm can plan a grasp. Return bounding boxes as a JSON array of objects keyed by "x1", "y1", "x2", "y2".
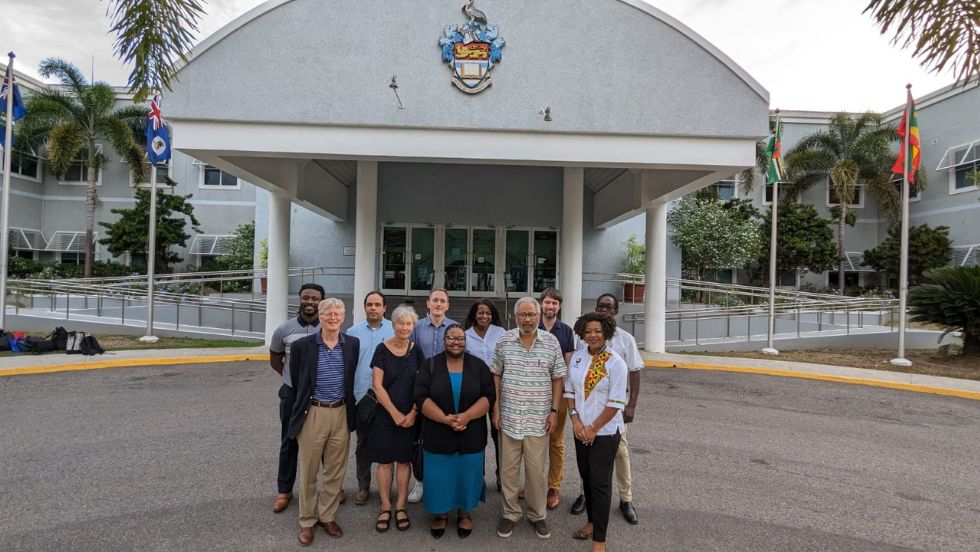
[{"x1": 438, "y1": 1, "x2": 505, "y2": 94}]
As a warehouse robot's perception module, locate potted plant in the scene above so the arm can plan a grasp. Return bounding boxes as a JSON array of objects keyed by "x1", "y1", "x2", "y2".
[
  {"x1": 622, "y1": 234, "x2": 646, "y2": 303},
  {"x1": 258, "y1": 239, "x2": 269, "y2": 293}
]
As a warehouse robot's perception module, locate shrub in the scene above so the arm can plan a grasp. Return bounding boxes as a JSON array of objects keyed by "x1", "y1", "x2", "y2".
[{"x1": 909, "y1": 266, "x2": 980, "y2": 356}]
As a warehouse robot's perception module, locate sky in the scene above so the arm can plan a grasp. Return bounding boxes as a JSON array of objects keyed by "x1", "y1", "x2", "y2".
[{"x1": 1, "y1": 0, "x2": 958, "y2": 112}]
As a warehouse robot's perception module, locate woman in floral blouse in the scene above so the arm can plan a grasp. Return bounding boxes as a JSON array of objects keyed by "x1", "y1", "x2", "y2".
[{"x1": 565, "y1": 312, "x2": 628, "y2": 552}]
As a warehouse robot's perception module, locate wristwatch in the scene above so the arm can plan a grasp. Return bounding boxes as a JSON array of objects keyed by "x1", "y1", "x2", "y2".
[
  {"x1": 568, "y1": 407, "x2": 578, "y2": 417},
  {"x1": 550, "y1": 407, "x2": 559, "y2": 414}
]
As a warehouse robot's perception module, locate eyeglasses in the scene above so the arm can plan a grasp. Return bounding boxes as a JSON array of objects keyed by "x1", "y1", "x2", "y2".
[
  {"x1": 596, "y1": 303, "x2": 616, "y2": 310},
  {"x1": 516, "y1": 312, "x2": 539, "y2": 319},
  {"x1": 445, "y1": 336, "x2": 466, "y2": 343}
]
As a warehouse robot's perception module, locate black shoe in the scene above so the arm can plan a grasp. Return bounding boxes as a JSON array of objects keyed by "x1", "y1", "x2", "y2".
[
  {"x1": 570, "y1": 494, "x2": 586, "y2": 515},
  {"x1": 619, "y1": 501, "x2": 638, "y2": 525},
  {"x1": 430, "y1": 516, "x2": 448, "y2": 539}
]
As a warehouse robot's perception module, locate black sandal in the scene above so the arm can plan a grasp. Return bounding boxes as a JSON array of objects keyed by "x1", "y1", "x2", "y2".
[
  {"x1": 430, "y1": 515, "x2": 448, "y2": 539},
  {"x1": 395, "y1": 509, "x2": 411, "y2": 531},
  {"x1": 375, "y1": 510, "x2": 392, "y2": 533},
  {"x1": 456, "y1": 513, "x2": 472, "y2": 539}
]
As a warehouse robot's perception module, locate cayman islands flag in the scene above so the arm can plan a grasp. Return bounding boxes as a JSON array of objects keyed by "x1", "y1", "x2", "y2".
[
  {"x1": 146, "y1": 94, "x2": 171, "y2": 164},
  {"x1": 1, "y1": 62, "x2": 28, "y2": 148}
]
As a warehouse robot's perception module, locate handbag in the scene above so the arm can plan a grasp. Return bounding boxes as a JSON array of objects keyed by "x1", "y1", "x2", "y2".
[{"x1": 354, "y1": 343, "x2": 414, "y2": 431}]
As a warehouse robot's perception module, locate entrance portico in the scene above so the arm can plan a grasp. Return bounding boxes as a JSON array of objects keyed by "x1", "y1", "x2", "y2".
[{"x1": 166, "y1": 0, "x2": 770, "y2": 352}]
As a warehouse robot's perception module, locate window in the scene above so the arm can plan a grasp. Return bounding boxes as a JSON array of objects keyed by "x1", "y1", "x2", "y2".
[
  {"x1": 199, "y1": 164, "x2": 239, "y2": 188},
  {"x1": 891, "y1": 175, "x2": 921, "y2": 202},
  {"x1": 777, "y1": 269, "x2": 797, "y2": 286},
  {"x1": 937, "y1": 140, "x2": 980, "y2": 194},
  {"x1": 1, "y1": 151, "x2": 41, "y2": 180},
  {"x1": 133, "y1": 162, "x2": 171, "y2": 187},
  {"x1": 827, "y1": 182, "x2": 863, "y2": 207},
  {"x1": 59, "y1": 161, "x2": 101, "y2": 185},
  {"x1": 827, "y1": 271, "x2": 861, "y2": 289},
  {"x1": 60, "y1": 252, "x2": 83, "y2": 264},
  {"x1": 712, "y1": 179, "x2": 737, "y2": 200},
  {"x1": 763, "y1": 181, "x2": 790, "y2": 205}
]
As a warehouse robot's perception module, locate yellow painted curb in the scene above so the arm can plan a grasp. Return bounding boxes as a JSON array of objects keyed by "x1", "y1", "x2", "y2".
[
  {"x1": 0, "y1": 353, "x2": 271, "y2": 377},
  {"x1": 646, "y1": 360, "x2": 980, "y2": 402}
]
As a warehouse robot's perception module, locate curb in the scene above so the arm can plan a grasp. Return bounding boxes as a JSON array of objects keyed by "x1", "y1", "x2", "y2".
[
  {"x1": 0, "y1": 353, "x2": 271, "y2": 378},
  {"x1": 646, "y1": 360, "x2": 980, "y2": 402}
]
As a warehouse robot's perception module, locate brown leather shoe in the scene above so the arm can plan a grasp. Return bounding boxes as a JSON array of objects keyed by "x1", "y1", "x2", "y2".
[
  {"x1": 547, "y1": 488, "x2": 560, "y2": 510},
  {"x1": 297, "y1": 526, "x2": 314, "y2": 546},
  {"x1": 272, "y1": 493, "x2": 292, "y2": 513},
  {"x1": 318, "y1": 520, "x2": 343, "y2": 538}
]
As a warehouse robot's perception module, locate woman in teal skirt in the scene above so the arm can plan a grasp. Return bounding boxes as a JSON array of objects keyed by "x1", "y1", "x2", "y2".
[{"x1": 414, "y1": 324, "x2": 495, "y2": 539}]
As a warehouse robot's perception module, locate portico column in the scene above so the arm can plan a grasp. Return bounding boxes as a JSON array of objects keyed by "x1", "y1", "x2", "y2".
[
  {"x1": 644, "y1": 201, "x2": 668, "y2": 353},
  {"x1": 264, "y1": 192, "x2": 291, "y2": 344},
  {"x1": 560, "y1": 167, "x2": 584, "y2": 325},
  {"x1": 353, "y1": 161, "x2": 378, "y2": 323}
]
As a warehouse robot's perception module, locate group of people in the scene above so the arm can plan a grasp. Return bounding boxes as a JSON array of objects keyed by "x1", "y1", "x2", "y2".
[{"x1": 269, "y1": 285, "x2": 644, "y2": 551}]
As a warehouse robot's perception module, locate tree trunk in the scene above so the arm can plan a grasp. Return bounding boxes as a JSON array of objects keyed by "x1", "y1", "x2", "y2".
[
  {"x1": 83, "y1": 148, "x2": 97, "y2": 278},
  {"x1": 837, "y1": 204, "x2": 847, "y2": 295},
  {"x1": 964, "y1": 332, "x2": 980, "y2": 356}
]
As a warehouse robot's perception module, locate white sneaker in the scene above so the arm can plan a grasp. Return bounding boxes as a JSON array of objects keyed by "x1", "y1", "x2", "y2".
[{"x1": 407, "y1": 480, "x2": 423, "y2": 503}]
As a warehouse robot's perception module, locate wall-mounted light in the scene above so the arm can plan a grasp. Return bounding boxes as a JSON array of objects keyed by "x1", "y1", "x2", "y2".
[
  {"x1": 390, "y1": 75, "x2": 404, "y2": 109},
  {"x1": 540, "y1": 106, "x2": 552, "y2": 122}
]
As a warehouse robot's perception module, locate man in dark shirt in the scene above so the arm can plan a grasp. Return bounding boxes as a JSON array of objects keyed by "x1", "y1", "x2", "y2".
[{"x1": 538, "y1": 288, "x2": 575, "y2": 510}]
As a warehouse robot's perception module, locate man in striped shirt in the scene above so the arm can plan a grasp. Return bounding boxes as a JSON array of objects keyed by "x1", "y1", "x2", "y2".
[{"x1": 491, "y1": 297, "x2": 566, "y2": 540}]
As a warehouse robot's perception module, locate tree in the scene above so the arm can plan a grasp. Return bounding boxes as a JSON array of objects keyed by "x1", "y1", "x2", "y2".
[
  {"x1": 106, "y1": 0, "x2": 207, "y2": 102},
  {"x1": 864, "y1": 1, "x2": 980, "y2": 84},
  {"x1": 667, "y1": 196, "x2": 762, "y2": 282},
  {"x1": 758, "y1": 200, "x2": 838, "y2": 283},
  {"x1": 19, "y1": 59, "x2": 147, "y2": 277},
  {"x1": 98, "y1": 188, "x2": 201, "y2": 272},
  {"x1": 863, "y1": 224, "x2": 952, "y2": 286},
  {"x1": 909, "y1": 266, "x2": 980, "y2": 356},
  {"x1": 784, "y1": 112, "x2": 897, "y2": 295}
]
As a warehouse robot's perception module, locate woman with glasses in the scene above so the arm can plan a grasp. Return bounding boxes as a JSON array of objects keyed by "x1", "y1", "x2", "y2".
[
  {"x1": 366, "y1": 305, "x2": 426, "y2": 533},
  {"x1": 566, "y1": 312, "x2": 627, "y2": 552},
  {"x1": 463, "y1": 299, "x2": 506, "y2": 490},
  {"x1": 414, "y1": 324, "x2": 496, "y2": 539}
]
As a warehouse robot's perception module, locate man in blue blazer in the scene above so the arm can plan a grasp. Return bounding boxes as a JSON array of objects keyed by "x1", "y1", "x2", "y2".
[{"x1": 288, "y1": 298, "x2": 359, "y2": 546}]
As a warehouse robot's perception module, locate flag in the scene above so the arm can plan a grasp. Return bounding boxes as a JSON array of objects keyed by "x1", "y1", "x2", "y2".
[
  {"x1": 765, "y1": 121, "x2": 784, "y2": 185},
  {"x1": 0, "y1": 126, "x2": 14, "y2": 148},
  {"x1": 146, "y1": 94, "x2": 171, "y2": 164},
  {"x1": 891, "y1": 89, "x2": 920, "y2": 183},
  {"x1": 1, "y1": 64, "x2": 27, "y2": 121}
]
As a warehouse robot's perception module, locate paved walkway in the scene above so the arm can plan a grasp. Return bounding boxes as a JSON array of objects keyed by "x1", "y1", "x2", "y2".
[{"x1": 2, "y1": 346, "x2": 978, "y2": 401}]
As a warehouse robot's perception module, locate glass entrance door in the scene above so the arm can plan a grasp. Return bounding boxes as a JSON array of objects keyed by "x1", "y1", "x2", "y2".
[
  {"x1": 410, "y1": 227, "x2": 435, "y2": 292},
  {"x1": 505, "y1": 229, "x2": 530, "y2": 296},
  {"x1": 381, "y1": 226, "x2": 407, "y2": 292},
  {"x1": 470, "y1": 228, "x2": 496, "y2": 295},
  {"x1": 532, "y1": 230, "x2": 558, "y2": 293},
  {"x1": 443, "y1": 228, "x2": 468, "y2": 293}
]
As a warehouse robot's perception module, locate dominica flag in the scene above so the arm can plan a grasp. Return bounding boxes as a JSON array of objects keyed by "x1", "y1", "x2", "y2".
[
  {"x1": 765, "y1": 121, "x2": 784, "y2": 185},
  {"x1": 891, "y1": 87, "x2": 920, "y2": 183}
]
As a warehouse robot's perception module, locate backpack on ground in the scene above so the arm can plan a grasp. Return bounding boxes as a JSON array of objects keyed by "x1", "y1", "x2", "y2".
[
  {"x1": 79, "y1": 335, "x2": 105, "y2": 356},
  {"x1": 51, "y1": 327, "x2": 70, "y2": 351},
  {"x1": 0, "y1": 330, "x2": 10, "y2": 352},
  {"x1": 66, "y1": 331, "x2": 85, "y2": 354}
]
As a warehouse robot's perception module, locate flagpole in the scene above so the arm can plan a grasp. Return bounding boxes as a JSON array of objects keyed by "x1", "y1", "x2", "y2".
[
  {"x1": 140, "y1": 162, "x2": 159, "y2": 343},
  {"x1": 890, "y1": 85, "x2": 912, "y2": 367},
  {"x1": 0, "y1": 52, "x2": 17, "y2": 330},
  {"x1": 763, "y1": 110, "x2": 781, "y2": 355}
]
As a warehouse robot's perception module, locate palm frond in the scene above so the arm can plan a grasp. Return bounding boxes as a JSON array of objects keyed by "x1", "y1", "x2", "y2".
[
  {"x1": 47, "y1": 122, "x2": 87, "y2": 177},
  {"x1": 107, "y1": 0, "x2": 206, "y2": 102},
  {"x1": 78, "y1": 84, "x2": 119, "y2": 127},
  {"x1": 865, "y1": 175, "x2": 902, "y2": 224},
  {"x1": 864, "y1": 0, "x2": 980, "y2": 84},
  {"x1": 38, "y1": 58, "x2": 89, "y2": 96}
]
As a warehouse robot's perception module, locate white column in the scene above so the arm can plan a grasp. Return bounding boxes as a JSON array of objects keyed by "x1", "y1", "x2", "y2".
[
  {"x1": 353, "y1": 161, "x2": 379, "y2": 323},
  {"x1": 264, "y1": 192, "x2": 292, "y2": 344},
  {"x1": 644, "y1": 201, "x2": 668, "y2": 353},
  {"x1": 560, "y1": 167, "x2": 584, "y2": 325}
]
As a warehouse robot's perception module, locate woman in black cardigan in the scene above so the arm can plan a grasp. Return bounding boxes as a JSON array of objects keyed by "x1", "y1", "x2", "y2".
[{"x1": 414, "y1": 324, "x2": 495, "y2": 539}]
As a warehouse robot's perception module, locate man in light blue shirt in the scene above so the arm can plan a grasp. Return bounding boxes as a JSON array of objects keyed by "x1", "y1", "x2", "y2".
[
  {"x1": 345, "y1": 291, "x2": 394, "y2": 505},
  {"x1": 407, "y1": 288, "x2": 458, "y2": 502}
]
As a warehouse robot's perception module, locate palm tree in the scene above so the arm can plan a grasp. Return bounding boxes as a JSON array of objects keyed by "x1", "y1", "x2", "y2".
[
  {"x1": 783, "y1": 112, "x2": 897, "y2": 294},
  {"x1": 106, "y1": 0, "x2": 206, "y2": 102},
  {"x1": 19, "y1": 59, "x2": 147, "y2": 277},
  {"x1": 909, "y1": 266, "x2": 980, "y2": 356},
  {"x1": 864, "y1": 0, "x2": 979, "y2": 84}
]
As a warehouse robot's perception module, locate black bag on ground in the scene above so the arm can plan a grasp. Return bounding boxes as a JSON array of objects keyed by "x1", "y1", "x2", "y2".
[
  {"x1": 51, "y1": 327, "x2": 70, "y2": 351},
  {"x1": 66, "y1": 332, "x2": 85, "y2": 354},
  {"x1": 79, "y1": 335, "x2": 105, "y2": 356},
  {"x1": 0, "y1": 330, "x2": 10, "y2": 352},
  {"x1": 24, "y1": 335, "x2": 56, "y2": 354}
]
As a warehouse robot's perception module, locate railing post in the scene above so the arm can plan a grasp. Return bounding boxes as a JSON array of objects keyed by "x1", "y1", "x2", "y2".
[
  {"x1": 746, "y1": 314, "x2": 751, "y2": 342},
  {"x1": 695, "y1": 316, "x2": 699, "y2": 345},
  {"x1": 66, "y1": 291, "x2": 70, "y2": 320},
  {"x1": 797, "y1": 306, "x2": 801, "y2": 338},
  {"x1": 231, "y1": 303, "x2": 236, "y2": 336},
  {"x1": 846, "y1": 307, "x2": 850, "y2": 335},
  {"x1": 121, "y1": 296, "x2": 126, "y2": 324},
  {"x1": 176, "y1": 300, "x2": 180, "y2": 331}
]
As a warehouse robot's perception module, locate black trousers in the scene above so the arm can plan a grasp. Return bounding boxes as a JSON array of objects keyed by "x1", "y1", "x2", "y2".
[
  {"x1": 575, "y1": 431, "x2": 621, "y2": 543},
  {"x1": 355, "y1": 427, "x2": 372, "y2": 491},
  {"x1": 489, "y1": 415, "x2": 501, "y2": 489},
  {"x1": 277, "y1": 384, "x2": 299, "y2": 494}
]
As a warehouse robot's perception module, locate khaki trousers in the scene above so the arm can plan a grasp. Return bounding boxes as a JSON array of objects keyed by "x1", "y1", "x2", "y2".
[
  {"x1": 296, "y1": 405, "x2": 350, "y2": 527},
  {"x1": 500, "y1": 432, "x2": 549, "y2": 522},
  {"x1": 547, "y1": 401, "x2": 568, "y2": 490},
  {"x1": 615, "y1": 432, "x2": 632, "y2": 502}
]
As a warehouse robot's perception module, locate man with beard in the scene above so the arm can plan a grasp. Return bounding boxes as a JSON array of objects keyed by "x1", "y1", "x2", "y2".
[
  {"x1": 491, "y1": 297, "x2": 566, "y2": 540},
  {"x1": 346, "y1": 291, "x2": 394, "y2": 504},
  {"x1": 270, "y1": 283, "x2": 327, "y2": 513},
  {"x1": 538, "y1": 288, "x2": 575, "y2": 510}
]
